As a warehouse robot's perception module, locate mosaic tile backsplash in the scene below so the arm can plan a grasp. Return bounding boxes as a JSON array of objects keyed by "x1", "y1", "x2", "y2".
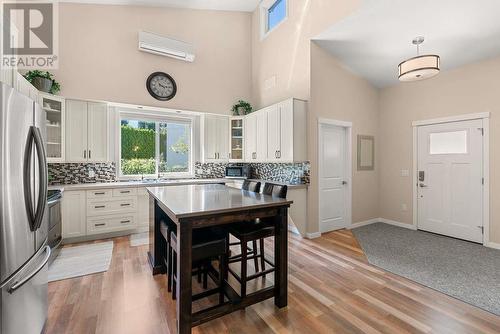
[
  {"x1": 49, "y1": 161, "x2": 310, "y2": 185},
  {"x1": 195, "y1": 162, "x2": 310, "y2": 184},
  {"x1": 48, "y1": 163, "x2": 116, "y2": 185}
]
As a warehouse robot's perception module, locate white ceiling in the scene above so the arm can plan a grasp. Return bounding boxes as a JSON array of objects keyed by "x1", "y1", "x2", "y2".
[
  {"x1": 314, "y1": 0, "x2": 500, "y2": 88},
  {"x1": 59, "y1": 0, "x2": 260, "y2": 12}
]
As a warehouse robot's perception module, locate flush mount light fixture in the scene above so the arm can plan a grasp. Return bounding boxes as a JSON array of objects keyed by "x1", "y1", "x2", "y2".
[{"x1": 398, "y1": 37, "x2": 440, "y2": 82}]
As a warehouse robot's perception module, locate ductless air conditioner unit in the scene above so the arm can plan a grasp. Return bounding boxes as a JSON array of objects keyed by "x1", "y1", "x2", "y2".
[{"x1": 138, "y1": 31, "x2": 195, "y2": 62}]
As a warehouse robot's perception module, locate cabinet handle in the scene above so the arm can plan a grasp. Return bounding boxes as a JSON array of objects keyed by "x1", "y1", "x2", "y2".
[
  {"x1": 94, "y1": 205, "x2": 105, "y2": 209},
  {"x1": 94, "y1": 192, "x2": 105, "y2": 195},
  {"x1": 214, "y1": 152, "x2": 217, "y2": 159},
  {"x1": 120, "y1": 220, "x2": 131, "y2": 224},
  {"x1": 277, "y1": 150, "x2": 281, "y2": 159},
  {"x1": 83, "y1": 150, "x2": 86, "y2": 159},
  {"x1": 120, "y1": 190, "x2": 130, "y2": 194},
  {"x1": 120, "y1": 203, "x2": 131, "y2": 207},
  {"x1": 89, "y1": 150, "x2": 91, "y2": 159},
  {"x1": 95, "y1": 223, "x2": 106, "y2": 227}
]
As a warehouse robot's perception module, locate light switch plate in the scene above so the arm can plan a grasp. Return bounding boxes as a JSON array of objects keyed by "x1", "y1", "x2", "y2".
[{"x1": 401, "y1": 169, "x2": 410, "y2": 177}]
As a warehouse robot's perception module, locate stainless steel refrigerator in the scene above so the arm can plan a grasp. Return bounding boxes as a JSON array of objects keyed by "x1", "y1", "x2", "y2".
[{"x1": 0, "y1": 82, "x2": 50, "y2": 334}]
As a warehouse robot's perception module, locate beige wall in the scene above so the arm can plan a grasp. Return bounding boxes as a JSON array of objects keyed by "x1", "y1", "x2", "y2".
[
  {"x1": 308, "y1": 43, "x2": 380, "y2": 233},
  {"x1": 379, "y1": 56, "x2": 500, "y2": 243},
  {"x1": 251, "y1": 0, "x2": 360, "y2": 109},
  {"x1": 54, "y1": 3, "x2": 252, "y2": 114}
]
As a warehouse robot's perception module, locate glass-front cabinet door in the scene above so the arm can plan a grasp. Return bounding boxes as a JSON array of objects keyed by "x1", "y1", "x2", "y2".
[
  {"x1": 230, "y1": 117, "x2": 244, "y2": 161},
  {"x1": 40, "y1": 94, "x2": 65, "y2": 162}
]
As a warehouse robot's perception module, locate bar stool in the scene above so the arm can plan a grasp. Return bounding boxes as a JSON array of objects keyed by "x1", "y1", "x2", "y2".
[
  {"x1": 159, "y1": 220, "x2": 176, "y2": 292},
  {"x1": 228, "y1": 182, "x2": 287, "y2": 298},
  {"x1": 170, "y1": 228, "x2": 227, "y2": 305}
]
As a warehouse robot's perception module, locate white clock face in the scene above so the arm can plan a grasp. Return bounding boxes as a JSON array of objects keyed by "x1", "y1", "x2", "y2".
[{"x1": 147, "y1": 73, "x2": 176, "y2": 100}]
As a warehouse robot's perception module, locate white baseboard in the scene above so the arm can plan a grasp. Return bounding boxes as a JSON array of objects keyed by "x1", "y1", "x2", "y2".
[
  {"x1": 486, "y1": 241, "x2": 500, "y2": 250},
  {"x1": 288, "y1": 224, "x2": 300, "y2": 235},
  {"x1": 347, "y1": 218, "x2": 380, "y2": 229},
  {"x1": 379, "y1": 218, "x2": 417, "y2": 230},
  {"x1": 305, "y1": 232, "x2": 321, "y2": 239}
]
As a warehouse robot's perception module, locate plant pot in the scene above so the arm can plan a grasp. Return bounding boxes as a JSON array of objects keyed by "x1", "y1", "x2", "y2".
[
  {"x1": 32, "y1": 77, "x2": 52, "y2": 93},
  {"x1": 237, "y1": 106, "x2": 246, "y2": 116}
]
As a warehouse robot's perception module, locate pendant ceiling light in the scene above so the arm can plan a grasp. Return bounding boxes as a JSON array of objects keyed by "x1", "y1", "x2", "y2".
[{"x1": 398, "y1": 37, "x2": 440, "y2": 82}]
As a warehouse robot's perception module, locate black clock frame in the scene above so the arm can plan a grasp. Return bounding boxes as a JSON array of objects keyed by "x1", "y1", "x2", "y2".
[{"x1": 146, "y1": 72, "x2": 177, "y2": 101}]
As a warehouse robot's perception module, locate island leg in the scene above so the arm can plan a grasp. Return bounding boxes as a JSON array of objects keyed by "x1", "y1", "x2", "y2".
[
  {"x1": 274, "y1": 206, "x2": 288, "y2": 308},
  {"x1": 176, "y1": 221, "x2": 193, "y2": 334}
]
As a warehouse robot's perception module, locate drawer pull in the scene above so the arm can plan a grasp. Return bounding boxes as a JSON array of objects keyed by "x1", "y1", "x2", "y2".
[
  {"x1": 120, "y1": 190, "x2": 130, "y2": 194},
  {"x1": 94, "y1": 205, "x2": 106, "y2": 209},
  {"x1": 120, "y1": 203, "x2": 131, "y2": 207},
  {"x1": 120, "y1": 220, "x2": 131, "y2": 224},
  {"x1": 95, "y1": 223, "x2": 106, "y2": 227},
  {"x1": 94, "y1": 192, "x2": 105, "y2": 195}
]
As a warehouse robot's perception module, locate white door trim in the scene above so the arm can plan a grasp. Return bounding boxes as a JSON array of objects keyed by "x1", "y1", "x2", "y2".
[
  {"x1": 412, "y1": 113, "x2": 490, "y2": 246},
  {"x1": 317, "y1": 118, "x2": 352, "y2": 233}
]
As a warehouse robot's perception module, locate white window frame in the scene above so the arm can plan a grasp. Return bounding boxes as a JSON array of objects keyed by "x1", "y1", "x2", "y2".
[
  {"x1": 117, "y1": 110, "x2": 195, "y2": 180},
  {"x1": 260, "y1": 0, "x2": 288, "y2": 40}
]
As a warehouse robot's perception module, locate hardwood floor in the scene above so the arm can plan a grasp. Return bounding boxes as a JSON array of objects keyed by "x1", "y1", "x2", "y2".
[{"x1": 45, "y1": 230, "x2": 500, "y2": 334}]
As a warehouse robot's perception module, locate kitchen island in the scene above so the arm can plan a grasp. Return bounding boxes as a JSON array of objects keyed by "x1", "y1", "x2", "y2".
[{"x1": 146, "y1": 184, "x2": 292, "y2": 334}]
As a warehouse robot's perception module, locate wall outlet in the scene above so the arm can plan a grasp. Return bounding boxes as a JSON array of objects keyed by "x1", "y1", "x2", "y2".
[
  {"x1": 401, "y1": 203, "x2": 408, "y2": 211},
  {"x1": 88, "y1": 169, "x2": 95, "y2": 178},
  {"x1": 401, "y1": 169, "x2": 410, "y2": 177}
]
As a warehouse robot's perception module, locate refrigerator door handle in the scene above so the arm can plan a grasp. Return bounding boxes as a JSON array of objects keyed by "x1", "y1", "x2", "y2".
[
  {"x1": 23, "y1": 127, "x2": 36, "y2": 230},
  {"x1": 7, "y1": 245, "x2": 51, "y2": 294},
  {"x1": 33, "y1": 126, "x2": 48, "y2": 231}
]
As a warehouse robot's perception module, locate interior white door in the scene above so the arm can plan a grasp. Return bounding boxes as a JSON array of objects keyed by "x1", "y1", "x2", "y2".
[
  {"x1": 319, "y1": 124, "x2": 348, "y2": 233},
  {"x1": 65, "y1": 99, "x2": 88, "y2": 162},
  {"x1": 87, "y1": 102, "x2": 108, "y2": 162},
  {"x1": 417, "y1": 119, "x2": 483, "y2": 243}
]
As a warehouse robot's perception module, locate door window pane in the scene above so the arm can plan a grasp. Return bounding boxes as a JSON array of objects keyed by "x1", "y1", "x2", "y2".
[
  {"x1": 120, "y1": 119, "x2": 156, "y2": 175},
  {"x1": 159, "y1": 122, "x2": 190, "y2": 173},
  {"x1": 429, "y1": 130, "x2": 467, "y2": 155}
]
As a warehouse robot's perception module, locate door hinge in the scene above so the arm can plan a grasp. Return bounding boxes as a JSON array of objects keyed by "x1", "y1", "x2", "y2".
[{"x1": 478, "y1": 127, "x2": 484, "y2": 136}]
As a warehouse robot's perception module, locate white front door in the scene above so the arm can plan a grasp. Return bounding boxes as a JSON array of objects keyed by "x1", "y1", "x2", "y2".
[
  {"x1": 417, "y1": 119, "x2": 484, "y2": 243},
  {"x1": 319, "y1": 123, "x2": 348, "y2": 233}
]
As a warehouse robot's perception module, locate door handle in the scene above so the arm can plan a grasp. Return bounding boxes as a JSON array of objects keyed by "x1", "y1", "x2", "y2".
[
  {"x1": 342, "y1": 181, "x2": 348, "y2": 185},
  {"x1": 419, "y1": 183, "x2": 428, "y2": 188},
  {"x1": 32, "y1": 127, "x2": 48, "y2": 231},
  {"x1": 7, "y1": 245, "x2": 51, "y2": 294},
  {"x1": 23, "y1": 127, "x2": 36, "y2": 230}
]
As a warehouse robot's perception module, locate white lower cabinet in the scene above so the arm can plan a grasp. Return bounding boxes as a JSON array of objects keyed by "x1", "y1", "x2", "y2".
[
  {"x1": 62, "y1": 186, "x2": 149, "y2": 240},
  {"x1": 62, "y1": 190, "x2": 87, "y2": 238}
]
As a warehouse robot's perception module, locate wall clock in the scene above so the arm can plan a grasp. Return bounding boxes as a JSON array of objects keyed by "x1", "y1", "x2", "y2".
[{"x1": 146, "y1": 72, "x2": 177, "y2": 101}]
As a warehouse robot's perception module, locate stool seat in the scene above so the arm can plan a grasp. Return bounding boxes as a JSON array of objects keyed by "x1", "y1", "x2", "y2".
[
  {"x1": 171, "y1": 229, "x2": 227, "y2": 263},
  {"x1": 228, "y1": 220, "x2": 274, "y2": 240}
]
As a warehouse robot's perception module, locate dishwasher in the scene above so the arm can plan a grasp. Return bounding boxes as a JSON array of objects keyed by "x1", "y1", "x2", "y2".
[{"x1": 47, "y1": 189, "x2": 63, "y2": 265}]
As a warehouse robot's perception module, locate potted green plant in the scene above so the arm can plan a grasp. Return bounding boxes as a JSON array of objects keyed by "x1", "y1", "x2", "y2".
[
  {"x1": 23, "y1": 70, "x2": 61, "y2": 94},
  {"x1": 231, "y1": 100, "x2": 253, "y2": 116}
]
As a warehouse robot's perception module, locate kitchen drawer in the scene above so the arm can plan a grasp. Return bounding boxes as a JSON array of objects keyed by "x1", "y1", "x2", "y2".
[
  {"x1": 87, "y1": 214, "x2": 137, "y2": 234},
  {"x1": 87, "y1": 189, "x2": 112, "y2": 199},
  {"x1": 87, "y1": 197, "x2": 137, "y2": 216},
  {"x1": 112, "y1": 188, "x2": 137, "y2": 197}
]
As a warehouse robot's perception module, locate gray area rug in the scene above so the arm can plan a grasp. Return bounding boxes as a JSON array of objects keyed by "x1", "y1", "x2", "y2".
[
  {"x1": 130, "y1": 232, "x2": 149, "y2": 247},
  {"x1": 352, "y1": 223, "x2": 500, "y2": 315},
  {"x1": 48, "y1": 241, "x2": 113, "y2": 282}
]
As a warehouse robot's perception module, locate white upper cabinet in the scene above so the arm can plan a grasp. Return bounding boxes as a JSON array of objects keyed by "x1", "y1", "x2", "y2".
[
  {"x1": 244, "y1": 113, "x2": 257, "y2": 161},
  {"x1": 245, "y1": 98, "x2": 306, "y2": 163},
  {"x1": 66, "y1": 99, "x2": 108, "y2": 162},
  {"x1": 87, "y1": 102, "x2": 108, "y2": 162},
  {"x1": 201, "y1": 115, "x2": 229, "y2": 162},
  {"x1": 41, "y1": 94, "x2": 65, "y2": 162}
]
